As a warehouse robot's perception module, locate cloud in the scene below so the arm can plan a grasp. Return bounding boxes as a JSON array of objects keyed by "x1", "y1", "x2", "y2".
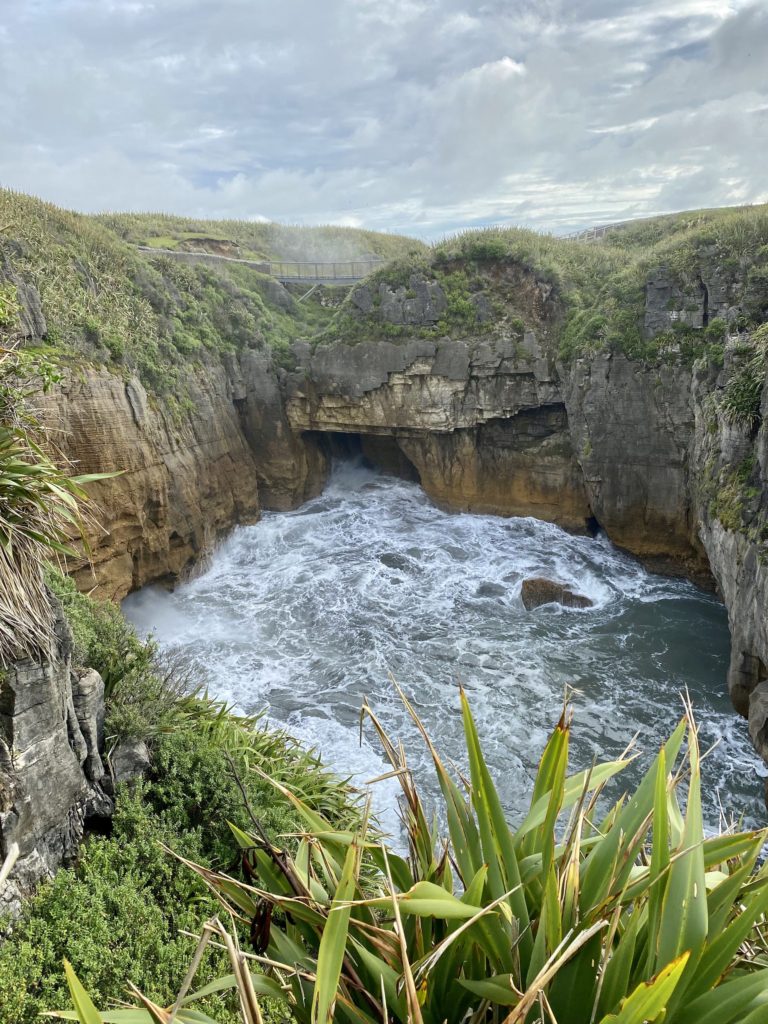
[{"x1": 0, "y1": 0, "x2": 764, "y2": 236}]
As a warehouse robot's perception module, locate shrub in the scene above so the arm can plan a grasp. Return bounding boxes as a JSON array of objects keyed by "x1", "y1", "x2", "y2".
[{"x1": 0, "y1": 727, "x2": 304, "y2": 1024}]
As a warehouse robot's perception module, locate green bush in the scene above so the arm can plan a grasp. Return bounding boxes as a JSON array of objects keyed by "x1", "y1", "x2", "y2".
[
  {"x1": 0, "y1": 727, "x2": 302, "y2": 1024},
  {"x1": 721, "y1": 367, "x2": 764, "y2": 428},
  {"x1": 46, "y1": 571, "x2": 156, "y2": 728}
]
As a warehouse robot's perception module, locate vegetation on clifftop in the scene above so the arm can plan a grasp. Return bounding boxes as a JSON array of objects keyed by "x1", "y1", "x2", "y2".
[
  {"x1": 0, "y1": 190, "x2": 350, "y2": 390},
  {"x1": 3, "y1": 190, "x2": 767, "y2": 392},
  {"x1": 96, "y1": 211, "x2": 425, "y2": 265},
  {"x1": 320, "y1": 203, "x2": 768, "y2": 364}
]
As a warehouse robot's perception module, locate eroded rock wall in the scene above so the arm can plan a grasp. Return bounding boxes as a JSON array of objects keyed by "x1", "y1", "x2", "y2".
[
  {"x1": 690, "y1": 352, "x2": 768, "y2": 754},
  {"x1": 0, "y1": 602, "x2": 110, "y2": 918},
  {"x1": 37, "y1": 365, "x2": 262, "y2": 600},
  {"x1": 562, "y1": 353, "x2": 706, "y2": 572}
]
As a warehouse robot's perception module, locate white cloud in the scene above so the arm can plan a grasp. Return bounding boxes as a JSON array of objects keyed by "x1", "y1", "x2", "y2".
[{"x1": 0, "y1": 0, "x2": 764, "y2": 236}]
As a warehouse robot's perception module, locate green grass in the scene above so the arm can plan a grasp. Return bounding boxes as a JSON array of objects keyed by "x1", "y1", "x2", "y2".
[
  {"x1": 321, "y1": 205, "x2": 768, "y2": 361},
  {"x1": 96, "y1": 211, "x2": 426, "y2": 264},
  {"x1": 0, "y1": 189, "x2": 424, "y2": 393}
]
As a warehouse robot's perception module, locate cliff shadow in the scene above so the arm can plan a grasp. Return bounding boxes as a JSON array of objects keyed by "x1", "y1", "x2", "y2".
[{"x1": 302, "y1": 430, "x2": 421, "y2": 484}]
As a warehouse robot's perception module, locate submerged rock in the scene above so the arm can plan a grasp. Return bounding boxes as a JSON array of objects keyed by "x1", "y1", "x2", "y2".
[{"x1": 520, "y1": 577, "x2": 593, "y2": 611}]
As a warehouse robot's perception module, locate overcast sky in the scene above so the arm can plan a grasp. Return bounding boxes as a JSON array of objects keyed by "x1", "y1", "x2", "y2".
[{"x1": 1, "y1": 1, "x2": 766, "y2": 237}]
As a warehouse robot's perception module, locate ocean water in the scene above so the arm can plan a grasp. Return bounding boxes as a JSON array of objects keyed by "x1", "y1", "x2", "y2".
[{"x1": 123, "y1": 461, "x2": 766, "y2": 838}]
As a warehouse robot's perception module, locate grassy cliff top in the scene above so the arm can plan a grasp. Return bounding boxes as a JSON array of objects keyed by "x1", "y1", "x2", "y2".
[
  {"x1": 2, "y1": 189, "x2": 767, "y2": 392},
  {"x1": 1, "y1": 189, "x2": 420, "y2": 391},
  {"x1": 322, "y1": 203, "x2": 768, "y2": 359},
  {"x1": 95, "y1": 210, "x2": 426, "y2": 263}
]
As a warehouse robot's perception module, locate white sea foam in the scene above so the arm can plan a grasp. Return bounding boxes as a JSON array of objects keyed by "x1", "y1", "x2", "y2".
[{"x1": 124, "y1": 462, "x2": 766, "y2": 832}]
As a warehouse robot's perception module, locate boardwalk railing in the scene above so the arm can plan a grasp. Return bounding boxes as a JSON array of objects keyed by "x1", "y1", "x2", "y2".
[
  {"x1": 560, "y1": 222, "x2": 626, "y2": 242},
  {"x1": 267, "y1": 259, "x2": 385, "y2": 283},
  {"x1": 137, "y1": 246, "x2": 385, "y2": 283}
]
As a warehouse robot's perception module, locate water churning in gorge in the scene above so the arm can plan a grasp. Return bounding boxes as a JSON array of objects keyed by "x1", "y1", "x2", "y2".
[{"x1": 124, "y1": 461, "x2": 766, "y2": 836}]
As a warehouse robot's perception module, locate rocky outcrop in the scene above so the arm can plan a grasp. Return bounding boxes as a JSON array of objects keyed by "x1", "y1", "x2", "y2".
[
  {"x1": 643, "y1": 262, "x2": 748, "y2": 338},
  {"x1": 351, "y1": 276, "x2": 447, "y2": 325},
  {"x1": 690, "y1": 345, "x2": 768, "y2": 748},
  {"x1": 280, "y1": 320, "x2": 703, "y2": 555},
  {"x1": 1, "y1": 252, "x2": 47, "y2": 340},
  {"x1": 0, "y1": 601, "x2": 111, "y2": 918},
  {"x1": 562, "y1": 353, "x2": 706, "y2": 573},
  {"x1": 281, "y1": 278, "x2": 594, "y2": 532},
  {"x1": 36, "y1": 365, "x2": 262, "y2": 600},
  {"x1": 111, "y1": 738, "x2": 151, "y2": 784},
  {"x1": 235, "y1": 349, "x2": 326, "y2": 511},
  {"x1": 521, "y1": 578, "x2": 593, "y2": 611}
]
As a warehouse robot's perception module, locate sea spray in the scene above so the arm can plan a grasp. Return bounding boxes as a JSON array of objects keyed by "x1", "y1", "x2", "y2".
[{"x1": 124, "y1": 461, "x2": 766, "y2": 835}]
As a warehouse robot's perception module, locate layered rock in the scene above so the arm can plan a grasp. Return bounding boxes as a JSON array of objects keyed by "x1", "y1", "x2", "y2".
[
  {"x1": 0, "y1": 601, "x2": 111, "y2": 918},
  {"x1": 36, "y1": 365, "x2": 262, "y2": 601},
  {"x1": 281, "y1": 278, "x2": 594, "y2": 532},
  {"x1": 690, "y1": 347, "x2": 768, "y2": 753},
  {"x1": 562, "y1": 353, "x2": 705, "y2": 573},
  {"x1": 234, "y1": 349, "x2": 326, "y2": 511},
  {"x1": 25, "y1": 260, "x2": 767, "y2": 783}
]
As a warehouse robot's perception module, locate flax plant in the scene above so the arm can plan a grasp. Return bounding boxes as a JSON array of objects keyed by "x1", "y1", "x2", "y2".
[
  {"x1": 55, "y1": 683, "x2": 768, "y2": 1024},
  {"x1": 0, "y1": 341, "x2": 113, "y2": 662}
]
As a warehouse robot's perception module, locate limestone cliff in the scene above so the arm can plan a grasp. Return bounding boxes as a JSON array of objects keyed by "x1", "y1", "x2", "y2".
[
  {"x1": 16, "y1": 240, "x2": 767, "y2": 787},
  {"x1": 36, "y1": 365, "x2": 262, "y2": 600},
  {"x1": 0, "y1": 600, "x2": 110, "y2": 918},
  {"x1": 691, "y1": 349, "x2": 768, "y2": 759}
]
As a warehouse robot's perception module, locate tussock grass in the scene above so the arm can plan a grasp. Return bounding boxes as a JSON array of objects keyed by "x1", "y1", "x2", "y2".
[{"x1": 96, "y1": 211, "x2": 426, "y2": 264}]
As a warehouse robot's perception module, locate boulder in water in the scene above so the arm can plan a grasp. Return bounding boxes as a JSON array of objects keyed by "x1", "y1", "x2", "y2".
[{"x1": 521, "y1": 577, "x2": 593, "y2": 611}]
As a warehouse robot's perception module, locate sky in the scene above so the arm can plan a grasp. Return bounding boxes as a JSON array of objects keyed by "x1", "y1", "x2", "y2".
[{"x1": 0, "y1": 0, "x2": 766, "y2": 238}]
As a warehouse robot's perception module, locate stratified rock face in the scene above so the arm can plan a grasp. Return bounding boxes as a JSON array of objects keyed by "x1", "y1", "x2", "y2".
[
  {"x1": 690, "y1": 349, "x2": 768, "y2": 735},
  {"x1": 0, "y1": 602, "x2": 110, "y2": 918},
  {"x1": 237, "y1": 349, "x2": 327, "y2": 511},
  {"x1": 644, "y1": 263, "x2": 748, "y2": 338},
  {"x1": 397, "y1": 407, "x2": 590, "y2": 528},
  {"x1": 521, "y1": 578, "x2": 593, "y2": 610},
  {"x1": 36, "y1": 365, "x2": 262, "y2": 600},
  {"x1": 350, "y1": 276, "x2": 448, "y2": 326},
  {"x1": 563, "y1": 353, "x2": 704, "y2": 569},
  {"x1": 283, "y1": 278, "x2": 594, "y2": 531}
]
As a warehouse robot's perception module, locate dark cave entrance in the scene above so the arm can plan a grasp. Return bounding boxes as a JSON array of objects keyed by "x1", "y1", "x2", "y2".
[{"x1": 304, "y1": 430, "x2": 421, "y2": 484}]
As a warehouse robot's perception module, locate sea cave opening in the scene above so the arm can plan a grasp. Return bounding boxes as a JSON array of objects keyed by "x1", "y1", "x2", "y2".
[{"x1": 304, "y1": 429, "x2": 421, "y2": 484}]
